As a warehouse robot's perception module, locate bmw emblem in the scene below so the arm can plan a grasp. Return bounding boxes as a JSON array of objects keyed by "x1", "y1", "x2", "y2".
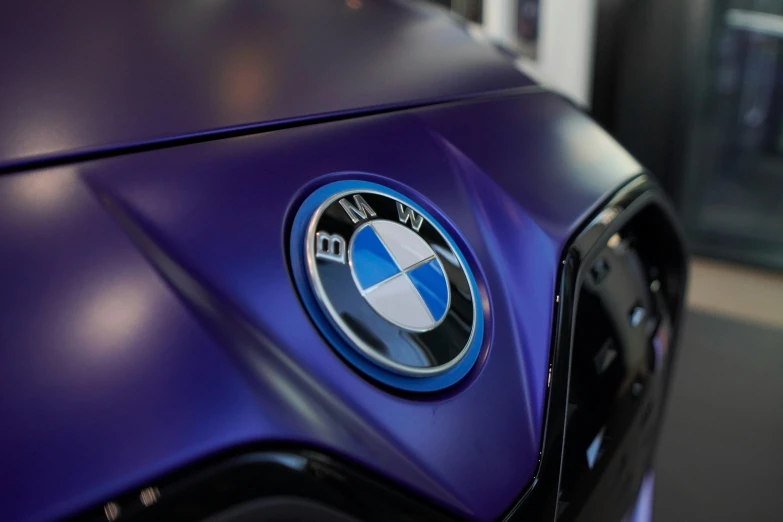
[{"x1": 290, "y1": 180, "x2": 485, "y2": 392}]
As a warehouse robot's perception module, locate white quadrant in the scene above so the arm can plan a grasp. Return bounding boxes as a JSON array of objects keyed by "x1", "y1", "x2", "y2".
[
  {"x1": 371, "y1": 220, "x2": 434, "y2": 270},
  {"x1": 364, "y1": 275, "x2": 435, "y2": 330}
]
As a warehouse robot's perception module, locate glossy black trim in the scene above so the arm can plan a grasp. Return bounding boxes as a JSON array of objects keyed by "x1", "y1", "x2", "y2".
[{"x1": 68, "y1": 446, "x2": 460, "y2": 522}]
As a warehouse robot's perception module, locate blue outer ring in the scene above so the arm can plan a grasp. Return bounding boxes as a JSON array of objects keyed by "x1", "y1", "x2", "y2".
[{"x1": 290, "y1": 179, "x2": 485, "y2": 392}]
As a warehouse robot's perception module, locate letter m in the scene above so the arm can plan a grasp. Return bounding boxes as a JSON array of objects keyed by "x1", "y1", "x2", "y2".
[{"x1": 339, "y1": 195, "x2": 376, "y2": 224}]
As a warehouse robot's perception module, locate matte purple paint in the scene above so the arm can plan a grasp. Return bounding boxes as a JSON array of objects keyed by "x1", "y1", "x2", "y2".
[
  {"x1": 0, "y1": 0, "x2": 532, "y2": 169},
  {"x1": 0, "y1": 91, "x2": 642, "y2": 522}
]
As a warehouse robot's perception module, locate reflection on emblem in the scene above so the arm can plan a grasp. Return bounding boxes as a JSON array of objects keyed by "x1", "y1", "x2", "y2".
[{"x1": 291, "y1": 180, "x2": 484, "y2": 392}]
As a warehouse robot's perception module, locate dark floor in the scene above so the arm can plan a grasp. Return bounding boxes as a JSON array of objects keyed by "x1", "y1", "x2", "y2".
[{"x1": 654, "y1": 311, "x2": 783, "y2": 521}]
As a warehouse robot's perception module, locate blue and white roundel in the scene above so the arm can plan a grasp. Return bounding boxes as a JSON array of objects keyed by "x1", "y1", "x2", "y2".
[
  {"x1": 290, "y1": 180, "x2": 484, "y2": 392},
  {"x1": 350, "y1": 220, "x2": 450, "y2": 331}
]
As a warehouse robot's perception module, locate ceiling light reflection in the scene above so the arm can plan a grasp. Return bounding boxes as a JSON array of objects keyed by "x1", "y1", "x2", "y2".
[
  {"x1": 80, "y1": 276, "x2": 154, "y2": 351},
  {"x1": 10, "y1": 103, "x2": 85, "y2": 159},
  {"x1": 219, "y1": 45, "x2": 270, "y2": 119},
  {"x1": 8, "y1": 167, "x2": 79, "y2": 216}
]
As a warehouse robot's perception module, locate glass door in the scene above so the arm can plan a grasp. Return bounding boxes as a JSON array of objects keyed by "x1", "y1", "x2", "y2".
[{"x1": 682, "y1": 0, "x2": 783, "y2": 268}]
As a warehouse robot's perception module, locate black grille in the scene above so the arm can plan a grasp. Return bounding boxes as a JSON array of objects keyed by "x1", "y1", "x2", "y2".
[{"x1": 557, "y1": 204, "x2": 686, "y2": 522}]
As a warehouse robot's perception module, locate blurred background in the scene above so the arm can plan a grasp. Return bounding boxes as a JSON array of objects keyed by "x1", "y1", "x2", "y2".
[{"x1": 426, "y1": 0, "x2": 782, "y2": 521}]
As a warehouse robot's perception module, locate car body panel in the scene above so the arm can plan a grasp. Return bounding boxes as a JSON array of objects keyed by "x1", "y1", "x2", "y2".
[
  {"x1": 0, "y1": 0, "x2": 532, "y2": 170},
  {"x1": 0, "y1": 91, "x2": 642, "y2": 522}
]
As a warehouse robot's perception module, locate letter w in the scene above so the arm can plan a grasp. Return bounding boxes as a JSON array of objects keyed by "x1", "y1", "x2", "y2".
[{"x1": 397, "y1": 202, "x2": 424, "y2": 231}]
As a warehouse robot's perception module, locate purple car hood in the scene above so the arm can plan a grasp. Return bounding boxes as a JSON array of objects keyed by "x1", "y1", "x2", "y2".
[
  {"x1": 0, "y1": 90, "x2": 642, "y2": 522},
  {"x1": 0, "y1": 0, "x2": 531, "y2": 170}
]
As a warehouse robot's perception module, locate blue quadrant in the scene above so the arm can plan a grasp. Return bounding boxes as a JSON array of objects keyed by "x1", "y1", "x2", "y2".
[
  {"x1": 350, "y1": 226, "x2": 400, "y2": 289},
  {"x1": 408, "y1": 259, "x2": 449, "y2": 321}
]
